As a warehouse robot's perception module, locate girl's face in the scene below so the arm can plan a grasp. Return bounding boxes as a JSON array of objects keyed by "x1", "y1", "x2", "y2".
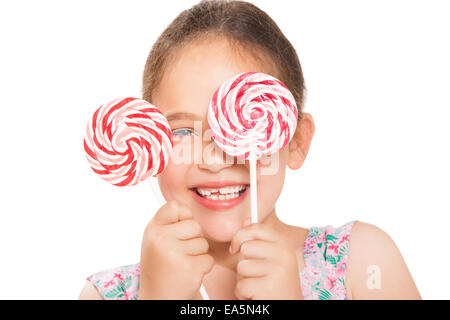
[{"x1": 152, "y1": 37, "x2": 295, "y2": 242}]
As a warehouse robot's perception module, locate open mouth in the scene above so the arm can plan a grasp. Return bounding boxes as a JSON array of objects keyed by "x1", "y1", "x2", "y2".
[{"x1": 190, "y1": 184, "x2": 249, "y2": 201}]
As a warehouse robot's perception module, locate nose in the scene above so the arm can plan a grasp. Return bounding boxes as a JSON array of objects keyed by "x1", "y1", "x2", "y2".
[{"x1": 198, "y1": 140, "x2": 235, "y2": 173}]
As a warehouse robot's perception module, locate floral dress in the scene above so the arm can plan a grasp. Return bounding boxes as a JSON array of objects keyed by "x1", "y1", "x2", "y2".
[{"x1": 87, "y1": 220, "x2": 357, "y2": 300}]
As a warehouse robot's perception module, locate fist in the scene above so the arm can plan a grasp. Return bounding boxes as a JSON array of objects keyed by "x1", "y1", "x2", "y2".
[{"x1": 230, "y1": 223, "x2": 304, "y2": 300}]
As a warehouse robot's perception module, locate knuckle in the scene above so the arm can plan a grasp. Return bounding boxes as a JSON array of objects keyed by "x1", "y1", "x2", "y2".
[
  {"x1": 187, "y1": 255, "x2": 209, "y2": 279},
  {"x1": 202, "y1": 254, "x2": 214, "y2": 271},
  {"x1": 235, "y1": 229, "x2": 244, "y2": 239},
  {"x1": 236, "y1": 259, "x2": 248, "y2": 274},
  {"x1": 204, "y1": 254, "x2": 214, "y2": 266},
  {"x1": 166, "y1": 200, "x2": 180, "y2": 210},
  {"x1": 180, "y1": 204, "x2": 192, "y2": 214},
  {"x1": 199, "y1": 238, "x2": 209, "y2": 251},
  {"x1": 187, "y1": 220, "x2": 201, "y2": 234},
  {"x1": 240, "y1": 241, "x2": 250, "y2": 256},
  {"x1": 153, "y1": 206, "x2": 170, "y2": 224}
]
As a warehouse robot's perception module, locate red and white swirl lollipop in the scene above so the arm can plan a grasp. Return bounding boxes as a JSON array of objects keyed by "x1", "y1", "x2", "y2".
[
  {"x1": 208, "y1": 72, "x2": 298, "y2": 159},
  {"x1": 208, "y1": 72, "x2": 298, "y2": 222},
  {"x1": 83, "y1": 97, "x2": 173, "y2": 186}
]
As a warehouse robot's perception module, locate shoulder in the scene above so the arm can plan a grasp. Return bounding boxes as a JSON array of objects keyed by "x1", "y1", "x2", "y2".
[
  {"x1": 79, "y1": 280, "x2": 103, "y2": 300},
  {"x1": 348, "y1": 221, "x2": 398, "y2": 253},
  {"x1": 84, "y1": 263, "x2": 141, "y2": 300},
  {"x1": 346, "y1": 221, "x2": 421, "y2": 299}
]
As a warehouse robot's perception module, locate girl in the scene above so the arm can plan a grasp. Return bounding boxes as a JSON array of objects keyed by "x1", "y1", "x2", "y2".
[{"x1": 79, "y1": 0, "x2": 421, "y2": 300}]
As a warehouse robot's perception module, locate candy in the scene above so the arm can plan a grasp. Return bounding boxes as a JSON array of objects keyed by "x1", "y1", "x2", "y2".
[
  {"x1": 84, "y1": 97, "x2": 173, "y2": 186},
  {"x1": 207, "y1": 72, "x2": 298, "y2": 160},
  {"x1": 207, "y1": 72, "x2": 298, "y2": 225}
]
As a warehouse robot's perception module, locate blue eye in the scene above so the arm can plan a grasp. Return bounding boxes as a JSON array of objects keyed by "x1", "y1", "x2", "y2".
[{"x1": 172, "y1": 128, "x2": 196, "y2": 137}]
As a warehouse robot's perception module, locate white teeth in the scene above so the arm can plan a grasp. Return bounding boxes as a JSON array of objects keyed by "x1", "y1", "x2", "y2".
[
  {"x1": 219, "y1": 187, "x2": 232, "y2": 194},
  {"x1": 196, "y1": 185, "x2": 246, "y2": 197}
]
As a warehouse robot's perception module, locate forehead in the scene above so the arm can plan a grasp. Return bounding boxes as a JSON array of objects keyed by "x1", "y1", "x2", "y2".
[{"x1": 152, "y1": 36, "x2": 279, "y2": 119}]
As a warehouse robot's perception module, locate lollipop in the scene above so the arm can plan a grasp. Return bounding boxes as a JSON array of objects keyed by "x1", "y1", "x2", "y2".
[
  {"x1": 208, "y1": 72, "x2": 298, "y2": 223},
  {"x1": 83, "y1": 97, "x2": 173, "y2": 186}
]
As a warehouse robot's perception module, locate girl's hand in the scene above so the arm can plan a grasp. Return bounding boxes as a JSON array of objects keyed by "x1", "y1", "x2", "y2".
[
  {"x1": 138, "y1": 201, "x2": 214, "y2": 300},
  {"x1": 229, "y1": 223, "x2": 304, "y2": 300}
]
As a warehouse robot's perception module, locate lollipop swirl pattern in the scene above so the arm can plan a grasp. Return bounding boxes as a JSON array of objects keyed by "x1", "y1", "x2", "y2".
[
  {"x1": 84, "y1": 97, "x2": 172, "y2": 186},
  {"x1": 207, "y1": 72, "x2": 298, "y2": 159}
]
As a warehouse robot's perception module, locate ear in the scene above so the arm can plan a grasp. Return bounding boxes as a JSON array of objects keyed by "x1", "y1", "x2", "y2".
[{"x1": 288, "y1": 112, "x2": 315, "y2": 170}]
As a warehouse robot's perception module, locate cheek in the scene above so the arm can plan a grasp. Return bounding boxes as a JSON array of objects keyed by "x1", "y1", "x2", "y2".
[{"x1": 157, "y1": 160, "x2": 190, "y2": 201}]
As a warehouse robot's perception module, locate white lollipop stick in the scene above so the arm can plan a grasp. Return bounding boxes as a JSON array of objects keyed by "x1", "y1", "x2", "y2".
[
  {"x1": 199, "y1": 282, "x2": 210, "y2": 301},
  {"x1": 249, "y1": 153, "x2": 258, "y2": 224},
  {"x1": 148, "y1": 179, "x2": 210, "y2": 300}
]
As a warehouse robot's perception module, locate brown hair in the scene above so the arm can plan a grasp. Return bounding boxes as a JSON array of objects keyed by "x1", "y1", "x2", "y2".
[{"x1": 142, "y1": 0, "x2": 306, "y2": 119}]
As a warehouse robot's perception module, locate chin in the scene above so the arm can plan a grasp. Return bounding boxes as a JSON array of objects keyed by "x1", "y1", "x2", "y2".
[
  {"x1": 205, "y1": 233, "x2": 234, "y2": 242},
  {"x1": 200, "y1": 217, "x2": 244, "y2": 242}
]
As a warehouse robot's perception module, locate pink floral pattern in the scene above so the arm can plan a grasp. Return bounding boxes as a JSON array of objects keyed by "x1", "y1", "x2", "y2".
[
  {"x1": 87, "y1": 221, "x2": 357, "y2": 300},
  {"x1": 87, "y1": 264, "x2": 140, "y2": 300},
  {"x1": 299, "y1": 220, "x2": 356, "y2": 300}
]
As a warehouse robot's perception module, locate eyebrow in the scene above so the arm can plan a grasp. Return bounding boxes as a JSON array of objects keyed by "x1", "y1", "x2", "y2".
[{"x1": 165, "y1": 112, "x2": 202, "y2": 121}]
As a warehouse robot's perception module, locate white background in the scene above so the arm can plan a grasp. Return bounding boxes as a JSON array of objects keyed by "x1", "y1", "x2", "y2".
[{"x1": 0, "y1": 0, "x2": 448, "y2": 299}]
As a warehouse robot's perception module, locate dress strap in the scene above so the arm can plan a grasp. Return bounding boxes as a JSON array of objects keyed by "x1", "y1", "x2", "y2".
[{"x1": 300, "y1": 220, "x2": 357, "y2": 300}]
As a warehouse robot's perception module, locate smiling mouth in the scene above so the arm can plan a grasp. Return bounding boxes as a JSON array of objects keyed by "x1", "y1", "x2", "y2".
[{"x1": 190, "y1": 184, "x2": 249, "y2": 201}]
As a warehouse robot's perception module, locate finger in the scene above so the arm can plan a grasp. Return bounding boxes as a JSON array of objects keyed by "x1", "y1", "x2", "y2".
[
  {"x1": 180, "y1": 237, "x2": 209, "y2": 256},
  {"x1": 153, "y1": 201, "x2": 193, "y2": 225},
  {"x1": 235, "y1": 277, "x2": 261, "y2": 300},
  {"x1": 166, "y1": 218, "x2": 203, "y2": 240},
  {"x1": 237, "y1": 259, "x2": 272, "y2": 278},
  {"x1": 239, "y1": 240, "x2": 279, "y2": 259},
  {"x1": 229, "y1": 224, "x2": 277, "y2": 255},
  {"x1": 189, "y1": 254, "x2": 215, "y2": 276}
]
